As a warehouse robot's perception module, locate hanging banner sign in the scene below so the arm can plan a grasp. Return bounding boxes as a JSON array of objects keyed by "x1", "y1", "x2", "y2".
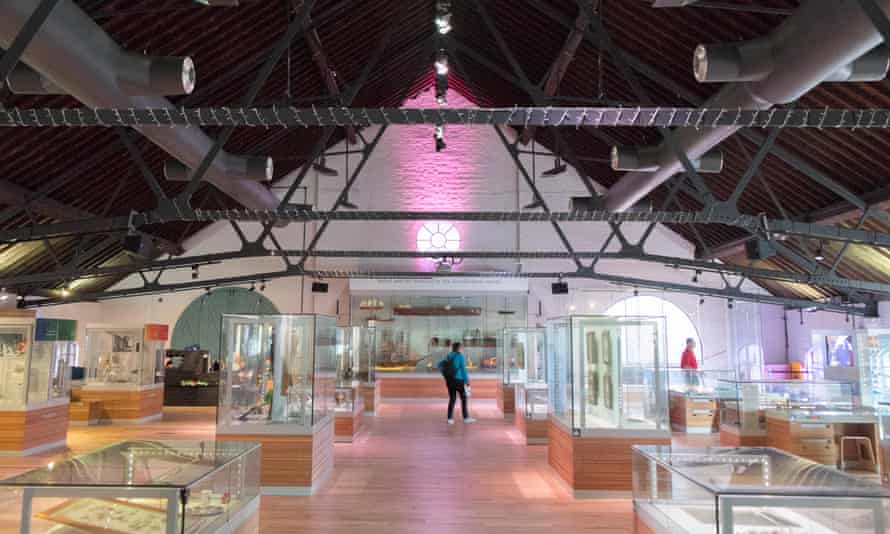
[{"x1": 35, "y1": 318, "x2": 77, "y2": 342}]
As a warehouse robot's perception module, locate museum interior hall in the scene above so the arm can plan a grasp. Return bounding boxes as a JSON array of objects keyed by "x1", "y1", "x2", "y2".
[{"x1": 6, "y1": 0, "x2": 890, "y2": 532}]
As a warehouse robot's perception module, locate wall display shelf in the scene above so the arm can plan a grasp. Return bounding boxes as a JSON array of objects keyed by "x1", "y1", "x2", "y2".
[
  {"x1": 0, "y1": 439, "x2": 261, "y2": 533},
  {"x1": 81, "y1": 323, "x2": 169, "y2": 424},
  {"x1": 496, "y1": 327, "x2": 544, "y2": 417},
  {"x1": 632, "y1": 445, "x2": 890, "y2": 534},
  {"x1": 515, "y1": 384, "x2": 549, "y2": 444},
  {"x1": 667, "y1": 369, "x2": 736, "y2": 435},
  {"x1": 216, "y1": 314, "x2": 336, "y2": 495},
  {"x1": 547, "y1": 315, "x2": 669, "y2": 494},
  {"x1": 0, "y1": 313, "x2": 72, "y2": 456}
]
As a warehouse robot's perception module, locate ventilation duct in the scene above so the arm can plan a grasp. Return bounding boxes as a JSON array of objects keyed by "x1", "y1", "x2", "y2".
[
  {"x1": 164, "y1": 158, "x2": 272, "y2": 182},
  {"x1": 603, "y1": 0, "x2": 890, "y2": 212},
  {"x1": 611, "y1": 145, "x2": 723, "y2": 173},
  {"x1": 0, "y1": 0, "x2": 279, "y2": 210}
]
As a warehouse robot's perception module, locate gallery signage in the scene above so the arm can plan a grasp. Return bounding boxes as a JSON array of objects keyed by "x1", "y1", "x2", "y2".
[{"x1": 35, "y1": 318, "x2": 77, "y2": 342}]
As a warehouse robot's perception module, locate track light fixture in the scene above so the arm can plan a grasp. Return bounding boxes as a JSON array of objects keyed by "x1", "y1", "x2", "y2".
[
  {"x1": 434, "y1": 53, "x2": 449, "y2": 76},
  {"x1": 633, "y1": 288, "x2": 639, "y2": 297},
  {"x1": 249, "y1": 283, "x2": 255, "y2": 292},
  {"x1": 312, "y1": 156, "x2": 338, "y2": 176},
  {"x1": 727, "y1": 298, "x2": 734, "y2": 310},
  {"x1": 541, "y1": 157, "x2": 567, "y2": 177},
  {"x1": 191, "y1": 265, "x2": 199, "y2": 280},
  {"x1": 692, "y1": 270, "x2": 701, "y2": 283},
  {"x1": 434, "y1": 125, "x2": 446, "y2": 152},
  {"x1": 814, "y1": 241, "x2": 825, "y2": 262},
  {"x1": 259, "y1": 280, "x2": 266, "y2": 292},
  {"x1": 699, "y1": 296, "x2": 705, "y2": 305},
  {"x1": 435, "y1": 0, "x2": 452, "y2": 34}
]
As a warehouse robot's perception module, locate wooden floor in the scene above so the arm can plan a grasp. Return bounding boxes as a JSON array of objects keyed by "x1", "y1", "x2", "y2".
[{"x1": 0, "y1": 402, "x2": 636, "y2": 533}]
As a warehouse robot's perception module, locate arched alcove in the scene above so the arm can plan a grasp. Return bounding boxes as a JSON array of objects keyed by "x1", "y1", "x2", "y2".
[{"x1": 605, "y1": 295, "x2": 702, "y2": 367}]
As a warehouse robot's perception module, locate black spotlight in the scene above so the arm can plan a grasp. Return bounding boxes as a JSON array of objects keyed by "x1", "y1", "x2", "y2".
[
  {"x1": 312, "y1": 281, "x2": 329, "y2": 294},
  {"x1": 551, "y1": 281, "x2": 569, "y2": 295}
]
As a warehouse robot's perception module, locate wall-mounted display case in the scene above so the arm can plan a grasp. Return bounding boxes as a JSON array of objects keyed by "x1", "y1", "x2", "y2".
[
  {"x1": 0, "y1": 313, "x2": 71, "y2": 455},
  {"x1": 668, "y1": 369, "x2": 736, "y2": 434},
  {"x1": 632, "y1": 445, "x2": 890, "y2": 534},
  {"x1": 216, "y1": 314, "x2": 336, "y2": 495},
  {"x1": 717, "y1": 379, "x2": 855, "y2": 446},
  {"x1": 81, "y1": 324, "x2": 168, "y2": 424},
  {"x1": 0, "y1": 439, "x2": 261, "y2": 533},
  {"x1": 546, "y1": 315, "x2": 670, "y2": 494}
]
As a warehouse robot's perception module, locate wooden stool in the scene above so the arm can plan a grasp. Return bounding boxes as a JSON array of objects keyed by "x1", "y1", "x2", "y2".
[{"x1": 839, "y1": 435, "x2": 876, "y2": 471}]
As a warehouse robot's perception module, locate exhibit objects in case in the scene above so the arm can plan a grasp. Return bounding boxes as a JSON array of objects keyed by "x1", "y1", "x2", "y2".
[
  {"x1": 216, "y1": 314, "x2": 336, "y2": 495},
  {"x1": 515, "y1": 384, "x2": 549, "y2": 444},
  {"x1": 0, "y1": 312, "x2": 71, "y2": 455},
  {"x1": 334, "y1": 327, "x2": 364, "y2": 441},
  {"x1": 0, "y1": 439, "x2": 261, "y2": 533},
  {"x1": 81, "y1": 323, "x2": 169, "y2": 423},
  {"x1": 632, "y1": 445, "x2": 890, "y2": 534},
  {"x1": 357, "y1": 326, "x2": 379, "y2": 415},
  {"x1": 496, "y1": 327, "x2": 544, "y2": 416},
  {"x1": 858, "y1": 328, "x2": 890, "y2": 409},
  {"x1": 546, "y1": 315, "x2": 670, "y2": 494},
  {"x1": 668, "y1": 369, "x2": 736, "y2": 434}
]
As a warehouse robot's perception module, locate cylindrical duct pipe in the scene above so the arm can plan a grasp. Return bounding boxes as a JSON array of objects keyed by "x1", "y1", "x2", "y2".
[
  {"x1": 116, "y1": 54, "x2": 196, "y2": 96},
  {"x1": 164, "y1": 156, "x2": 273, "y2": 182},
  {"x1": 604, "y1": 0, "x2": 890, "y2": 213},
  {"x1": 611, "y1": 146, "x2": 723, "y2": 173},
  {"x1": 0, "y1": 0, "x2": 279, "y2": 211},
  {"x1": 693, "y1": 38, "x2": 774, "y2": 83},
  {"x1": 5, "y1": 63, "x2": 63, "y2": 94},
  {"x1": 825, "y1": 46, "x2": 890, "y2": 82}
]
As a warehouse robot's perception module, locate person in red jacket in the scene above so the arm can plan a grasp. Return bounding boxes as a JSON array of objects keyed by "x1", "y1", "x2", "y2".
[{"x1": 680, "y1": 338, "x2": 700, "y2": 387}]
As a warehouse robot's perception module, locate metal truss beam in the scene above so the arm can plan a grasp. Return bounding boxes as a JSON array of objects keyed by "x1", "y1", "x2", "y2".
[
  {"x1": 0, "y1": 0, "x2": 60, "y2": 85},
  {"x1": 22, "y1": 264, "x2": 864, "y2": 315},
  {"x1": 303, "y1": 9, "x2": 357, "y2": 144},
  {"x1": 9, "y1": 106, "x2": 890, "y2": 129},
  {"x1": 5, "y1": 208, "x2": 890, "y2": 249}
]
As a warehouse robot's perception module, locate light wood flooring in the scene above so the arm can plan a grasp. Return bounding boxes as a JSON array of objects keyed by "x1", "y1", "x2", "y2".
[{"x1": 0, "y1": 402, "x2": 637, "y2": 533}]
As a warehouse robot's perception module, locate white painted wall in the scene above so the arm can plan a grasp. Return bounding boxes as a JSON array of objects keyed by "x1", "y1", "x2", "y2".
[{"x1": 36, "y1": 88, "x2": 786, "y2": 370}]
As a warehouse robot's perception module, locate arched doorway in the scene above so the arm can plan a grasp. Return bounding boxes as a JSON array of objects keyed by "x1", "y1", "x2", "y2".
[
  {"x1": 605, "y1": 295, "x2": 702, "y2": 367},
  {"x1": 171, "y1": 287, "x2": 278, "y2": 360}
]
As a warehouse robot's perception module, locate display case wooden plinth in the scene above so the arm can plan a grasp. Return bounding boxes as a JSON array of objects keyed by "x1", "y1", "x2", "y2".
[
  {"x1": 0, "y1": 401, "x2": 68, "y2": 455},
  {"x1": 78, "y1": 383, "x2": 164, "y2": 424},
  {"x1": 547, "y1": 419, "x2": 670, "y2": 496},
  {"x1": 359, "y1": 382, "x2": 380, "y2": 415},
  {"x1": 668, "y1": 392, "x2": 717, "y2": 434},
  {"x1": 68, "y1": 400, "x2": 102, "y2": 426},
  {"x1": 718, "y1": 424, "x2": 768, "y2": 447},
  {"x1": 514, "y1": 409, "x2": 548, "y2": 445},
  {"x1": 335, "y1": 396, "x2": 365, "y2": 443},
  {"x1": 766, "y1": 412, "x2": 879, "y2": 468},
  {"x1": 218, "y1": 416, "x2": 334, "y2": 496},
  {"x1": 497, "y1": 382, "x2": 515, "y2": 415},
  {"x1": 378, "y1": 374, "x2": 497, "y2": 400}
]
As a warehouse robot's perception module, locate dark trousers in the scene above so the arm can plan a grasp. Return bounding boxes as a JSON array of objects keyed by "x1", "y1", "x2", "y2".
[{"x1": 446, "y1": 378, "x2": 468, "y2": 420}]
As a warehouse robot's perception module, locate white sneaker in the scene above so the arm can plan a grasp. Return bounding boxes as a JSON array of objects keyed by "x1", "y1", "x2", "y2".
[
  {"x1": 463, "y1": 418, "x2": 477, "y2": 424},
  {"x1": 447, "y1": 419, "x2": 455, "y2": 425}
]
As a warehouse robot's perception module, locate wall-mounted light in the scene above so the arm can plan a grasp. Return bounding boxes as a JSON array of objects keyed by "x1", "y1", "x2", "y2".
[{"x1": 192, "y1": 265, "x2": 199, "y2": 280}]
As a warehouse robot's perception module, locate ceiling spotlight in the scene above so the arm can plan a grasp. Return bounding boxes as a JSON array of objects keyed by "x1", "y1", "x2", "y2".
[
  {"x1": 435, "y1": 14, "x2": 452, "y2": 34},
  {"x1": 259, "y1": 281, "x2": 266, "y2": 292},
  {"x1": 692, "y1": 270, "x2": 701, "y2": 283},
  {"x1": 61, "y1": 288, "x2": 70, "y2": 298},
  {"x1": 814, "y1": 242, "x2": 825, "y2": 262},
  {"x1": 16, "y1": 295, "x2": 23, "y2": 301},
  {"x1": 699, "y1": 296, "x2": 705, "y2": 305},
  {"x1": 633, "y1": 288, "x2": 639, "y2": 297},
  {"x1": 312, "y1": 156, "x2": 338, "y2": 176},
  {"x1": 249, "y1": 283, "x2": 255, "y2": 292},
  {"x1": 191, "y1": 265, "x2": 199, "y2": 280},
  {"x1": 523, "y1": 198, "x2": 544, "y2": 210},
  {"x1": 727, "y1": 298, "x2": 734, "y2": 310},
  {"x1": 434, "y1": 52, "x2": 449, "y2": 76},
  {"x1": 541, "y1": 158, "x2": 568, "y2": 177},
  {"x1": 434, "y1": 125, "x2": 446, "y2": 152},
  {"x1": 158, "y1": 297, "x2": 164, "y2": 303},
  {"x1": 204, "y1": 287, "x2": 211, "y2": 294}
]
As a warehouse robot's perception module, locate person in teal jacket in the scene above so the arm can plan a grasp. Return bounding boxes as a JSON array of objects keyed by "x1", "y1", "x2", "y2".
[{"x1": 438, "y1": 342, "x2": 476, "y2": 424}]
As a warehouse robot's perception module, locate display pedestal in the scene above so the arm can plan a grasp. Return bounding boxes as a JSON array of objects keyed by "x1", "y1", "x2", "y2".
[
  {"x1": 497, "y1": 382, "x2": 515, "y2": 415},
  {"x1": 79, "y1": 383, "x2": 164, "y2": 424},
  {"x1": 68, "y1": 400, "x2": 102, "y2": 426},
  {"x1": 515, "y1": 409, "x2": 548, "y2": 445},
  {"x1": 766, "y1": 411, "x2": 879, "y2": 468},
  {"x1": 378, "y1": 374, "x2": 497, "y2": 400},
  {"x1": 718, "y1": 424, "x2": 768, "y2": 447},
  {"x1": 217, "y1": 416, "x2": 335, "y2": 496},
  {"x1": 0, "y1": 399, "x2": 69, "y2": 456},
  {"x1": 360, "y1": 382, "x2": 380, "y2": 415},
  {"x1": 547, "y1": 419, "x2": 670, "y2": 496},
  {"x1": 668, "y1": 391, "x2": 717, "y2": 434},
  {"x1": 335, "y1": 389, "x2": 365, "y2": 443}
]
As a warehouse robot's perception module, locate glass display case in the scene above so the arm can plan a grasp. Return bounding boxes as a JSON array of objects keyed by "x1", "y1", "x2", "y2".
[
  {"x1": 668, "y1": 369, "x2": 736, "y2": 434},
  {"x1": 336, "y1": 327, "x2": 360, "y2": 387},
  {"x1": 217, "y1": 314, "x2": 337, "y2": 433},
  {"x1": 357, "y1": 326, "x2": 376, "y2": 386},
  {"x1": 0, "y1": 440, "x2": 261, "y2": 533},
  {"x1": 0, "y1": 320, "x2": 33, "y2": 408},
  {"x1": 547, "y1": 315, "x2": 668, "y2": 434},
  {"x1": 517, "y1": 384, "x2": 549, "y2": 419},
  {"x1": 668, "y1": 368, "x2": 737, "y2": 398},
  {"x1": 498, "y1": 327, "x2": 545, "y2": 386},
  {"x1": 83, "y1": 324, "x2": 168, "y2": 387},
  {"x1": 632, "y1": 445, "x2": 890, "y2": 534},
  {"x1": 858, "y1": 329, "x2": 890, "y2": 409},
  {"x1": 334, "y1": 386, "x2": 356, "y2": 414},
  {"x1": 30, "y1": 318, "x2": 77, "y2": 405},
  {"x1": 718, "y1": 379, "x2": 856, "y2": 436}
]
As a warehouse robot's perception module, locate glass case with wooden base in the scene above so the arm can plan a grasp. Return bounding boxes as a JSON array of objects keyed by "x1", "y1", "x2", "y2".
[
  {"x1": 0, "y1": 313, "x2": 71, "y2": 456},
  {"x1": 668, "y1": 369, "x2": 736, "y2": 435},
  {"x1": 497, "y1": 327, "x2": 544, "y2": 417},
  {"x1": 547, "y1": 315, "x2": 670, "y2": 494},
  {"x1": 632, "y1": 445, "x2": 890, "y2": 534},
  {"x1": 81, "y1": 324, "x2": 168, "y2": 424},
  {"x1": 216, "y1": 314, "x2": 336, "y2": 495},
  {"x1": 514, "y1": 384, "x2": 548, "y2": 444},
  {"x1": 0, "y1": 440, "x2": 261, "y2": 533}
]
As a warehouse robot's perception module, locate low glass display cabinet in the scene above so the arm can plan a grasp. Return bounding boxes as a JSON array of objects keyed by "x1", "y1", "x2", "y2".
[
  {"x1": 547, "y1": 315, "x2": 670, "y2": 494},
  {"x1": 216, "y1": 314, "x2": 336, "y2": 495},
  {"x1": 632, "y1": 445, "x2": 890, "y2": 534},
  {"x1": 0, "y1": 440, "x2": 261, "y2": 533},
  {"x1": 81, "y1": 323, "x2": 169, "y2": 424},
  {"x1": 667, "y1": 368, "x2": 736, "y2": 434},
  {"x1": 497, "y1": 327, "x2": 544, "y2": 417},
  {"x1": 357, "y1": 326, "x2": 378, "y2": 415},
  {"x1": 0, "y1": 312, "x2": 72, "y2": 455}
]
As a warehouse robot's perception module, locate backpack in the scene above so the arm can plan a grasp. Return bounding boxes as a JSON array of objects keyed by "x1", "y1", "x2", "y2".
[{"x1": 439, "y1": 353, "x2": 457, "y2": 380}]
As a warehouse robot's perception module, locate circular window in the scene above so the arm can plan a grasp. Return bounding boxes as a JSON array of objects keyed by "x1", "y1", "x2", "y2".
[{"x1": 416, "y1": 222, "x2": 460, "y2": 253}]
